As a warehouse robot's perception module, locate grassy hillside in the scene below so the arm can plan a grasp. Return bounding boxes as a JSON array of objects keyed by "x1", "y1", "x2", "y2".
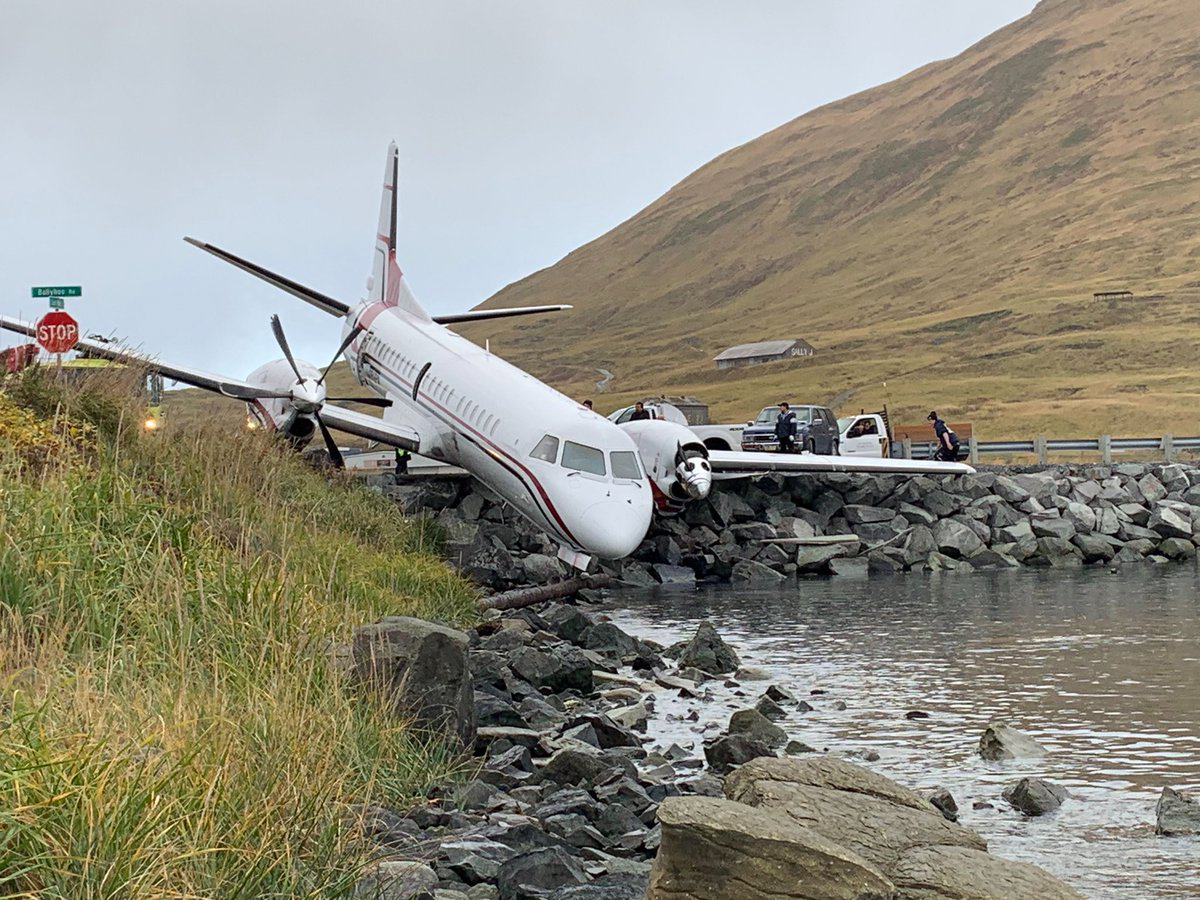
[
  {"x1": 458, "y1": 0, "x2": 1200, "y2": 440},
  {"x1": 0, "y1": 369, "x2": 478, "y2": 896}
]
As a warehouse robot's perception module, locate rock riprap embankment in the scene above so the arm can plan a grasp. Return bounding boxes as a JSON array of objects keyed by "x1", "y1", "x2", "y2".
[
  {"x1": 379, "y1": 462, "x2": 1200, "y2": 589},
  {"x1": 344, "y1": 609, "x2": 1084, "y2": 899}
]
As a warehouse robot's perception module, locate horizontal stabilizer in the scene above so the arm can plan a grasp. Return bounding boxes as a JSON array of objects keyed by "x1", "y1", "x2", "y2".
[
  {"x1": 184, "y1": 237, "x2": 351, "y2": 318},
  {"x1": 433, "y1": 305, "x2": 572, "y2": 326},
  {"x1": 707, "y1": 449, "x2": 975, "y2": 477}
]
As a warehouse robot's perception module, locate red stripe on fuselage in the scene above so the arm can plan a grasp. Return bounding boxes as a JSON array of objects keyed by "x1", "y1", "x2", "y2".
[{"x1": 354, "y1": 323, "x2": 580, "y2": 545}]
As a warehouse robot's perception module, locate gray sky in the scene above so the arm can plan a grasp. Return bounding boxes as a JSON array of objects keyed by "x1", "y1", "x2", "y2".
[{"x1": 2, "y1": 1, "x2": 1036, "y2": 377}]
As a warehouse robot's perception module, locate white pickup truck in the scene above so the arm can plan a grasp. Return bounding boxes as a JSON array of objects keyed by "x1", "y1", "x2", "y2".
[
  {"x1": 837, "y1": 411, "x2": 892, "y2": 458},
  {"x1": 607, "y1": 401, "x2": 745, "y2": 451}
]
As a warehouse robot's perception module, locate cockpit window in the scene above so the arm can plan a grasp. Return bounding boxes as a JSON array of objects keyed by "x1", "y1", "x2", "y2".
[
  {"x1": 610, "y1": 450, "x2": 642, "y2": 480},
  {"x1": 562, "y1": 441, "x2": 606, "y2": 476},
  {"x1": 530, "y1": 434, "x2": 559, "y2": 463}
]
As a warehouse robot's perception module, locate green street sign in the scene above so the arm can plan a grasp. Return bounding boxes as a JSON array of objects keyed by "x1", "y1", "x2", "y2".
[
  {"x1": 49, "y1": 297, "x2": 65, "y2": 310},
  {"x1": 32, "y1": 286, "x2": 81, "y2": 298}
]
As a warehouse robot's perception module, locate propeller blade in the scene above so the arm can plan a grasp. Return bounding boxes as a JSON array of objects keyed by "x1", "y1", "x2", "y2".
[
  {"x1": 315, "y1": 413, "x2": 345, "y2": 468},
  {"x1": 218, "y1": 383, "x2": 291, "y2": 401},
  {"x1": 270, "y1": 314, "x2": 303, "y2": 381},
  {"x1": 326, "y1": 396, "x2": 392, "y2": 408},
  {"x1": 319, "y1": 325, "x2": 364, "y2": 385}
]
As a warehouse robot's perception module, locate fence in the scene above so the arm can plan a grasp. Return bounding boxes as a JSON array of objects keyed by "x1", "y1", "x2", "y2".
[{"x1": 895, "y1": 435, "x2": 1200, "y2": 465}]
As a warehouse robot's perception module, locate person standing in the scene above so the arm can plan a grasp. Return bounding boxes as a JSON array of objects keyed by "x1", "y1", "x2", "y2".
[
  {"x1": 393, "y1": 446, "x2": 410, "y2": 482},
  {"x1": 629, "y1": 401, "x2": 651, "y2": 421},
  {"x1": 776, "y1": 402, "x2": 797, "y2": 453},
  {"x1": 927, "y1": 411, "x2": 960, "y2": 461}
]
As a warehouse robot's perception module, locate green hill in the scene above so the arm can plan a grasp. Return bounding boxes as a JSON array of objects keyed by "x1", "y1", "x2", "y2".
[{"x1": 460, "y1": 0, "x2": 1200, "y2": 440}]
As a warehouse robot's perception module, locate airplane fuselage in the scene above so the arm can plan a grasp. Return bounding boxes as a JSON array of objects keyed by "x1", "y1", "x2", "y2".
[{"x1": 341, "y1": 300, "x2": 654, "y2": 561}]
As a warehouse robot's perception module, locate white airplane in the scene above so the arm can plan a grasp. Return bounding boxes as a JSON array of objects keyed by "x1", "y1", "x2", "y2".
[{"x1": 1, "y1": 144, "x2": 973, "y2": 569}]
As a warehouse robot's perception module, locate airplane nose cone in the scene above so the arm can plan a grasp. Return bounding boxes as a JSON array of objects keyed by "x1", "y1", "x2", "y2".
[{"x1": 574, "y1": 496, "x2": 653, "y2": 560}]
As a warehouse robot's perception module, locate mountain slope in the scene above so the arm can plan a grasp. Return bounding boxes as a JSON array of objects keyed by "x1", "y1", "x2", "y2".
[{"x1": 464, "y1": 0, "x2": 1200, "y2": 439}]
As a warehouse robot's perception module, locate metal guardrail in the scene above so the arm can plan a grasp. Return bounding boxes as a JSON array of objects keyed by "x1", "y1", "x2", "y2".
[{"x1": 897, "y1": 435, "x2": 1200, "y2": 465}]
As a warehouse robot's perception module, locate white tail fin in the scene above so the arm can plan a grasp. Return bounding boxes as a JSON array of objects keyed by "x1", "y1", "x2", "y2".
[{"x1": 368, "y1": 143, "x2": 430, "y2": 320}]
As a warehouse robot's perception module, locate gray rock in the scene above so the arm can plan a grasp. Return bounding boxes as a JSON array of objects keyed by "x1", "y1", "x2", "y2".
[
  {"x1": 509, "y1": 645, "x2": 593, "y2": 694},
  {"x1": 1062, "y1": 501, "x2": 1096, "y2": 534},
  {"x1": 441, "y1": 839, "x2": 518, "y2": 884},
  {"x1": 1138, "y1": 474, "x2": 1168, "y2": 504},
  {"x1": 1149, "y1": 505, "x2": 1192, "y2": 540},
  {"x1": 967, "y1": 548, "x2": 1020, "y2": 569},
  {"x1": 993, "y1": 475, "x2": 1032, "y2": 504},
  {"x1": 496, "y1": 847, "x2": 588, "y2": 900},
  {"x1": 829, "y1": 556, "x2": 870, "y2": 577},
  {"x1": 1156, "y1": 786, "x2": 1200, "y2": 835},
  {"x1": 795, "y1": 542, "x2": 851, "y2": 572},
  {"x1": 843, "y1": 504, "x2": 895, "y2": 524},
  {"x1": 724, "y1": 757, "x2": 937, "y2": 813},
  {"x1": 1072, "y1": 533, "x2": 1116, "y2": 562},
  {"x1": 351, "y1": 617, "x2": 475, "y2": 747},
  {"x1": 1158, "y1": 536, "x2": 1196, "y2": 559},
  {"x1": 1030, "y1": 514, "x2": 1075, "y2": 541},
  {"x1": 932, "y1": 519, "x2": 984, "y2": 559},
  {"x1": 896, "y1": 502, "x2": 937, "y2": 527},
  {"x1": 353, "y1": 860, "x2": 438, "y2": 899},
  {"x1": 1003, "y1": 777, "x2": 1068, "y2": 816},
  {"x1": 647, "y1": 796, "x2": 893, "y2": 900},
  {"x1": 731, "y1": 558, "x2": 787, "y2": 582},
  {"x1": 650, "y1": 562, "x2": 696, "y2": 586},
  {"x1": 978, "y1": 721, "x2": 1047, "y2": 760},
  {"x1": 755, "y1": 695, "x2": 788, "y2": 721},
  {"x1": 924, "y1": 787, "x2": 959, "y2": 822},
  {"x1": 677, "y1": 621, "x2": 740, "y2": 675},
  {"x1": 520, "y1": 552, "x2": 563, "y2": 584},
  {"x1": 704, "y1": 734, "x2": 772, "y2": 774},
  {"x1": 892, "y1": 846, "x2": 1085, "y2": 899},
  {"x1": 728, "y1": 708, "x2": 788, "y2": 749},
  {"x1": 557, "y1": 873, "x2": 648, "y2": 900}
]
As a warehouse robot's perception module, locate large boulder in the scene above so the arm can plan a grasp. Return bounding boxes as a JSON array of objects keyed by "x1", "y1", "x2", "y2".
[
  {"x1": 725, "y1": 760, "x2": 985, "y2": 874},
  {"x1": 891, "y1": 846, "x2": 1085, "y2": 899},
  {"x1": 1030, "y1": 514, "x2": 1075, "y2": 541},
  {"x1": 978, "y1": 721, "x2": 1047, "y2": 760},
  {"x1": 932, "y1": 519, "x2": 984, "y2": 559},
  {"x1": 677, "y1": 621, "x2": 740, "y2": 675},
  {"x1": 648, "y1": 796, "x2": 893, "y2": 900},
  {"x1": 1149, "y1": 505, "x2": 1192, "y2": 540},
  {"x1": 724, "y1": 757, "x2": 936, "y2": 814},
  {"x1": 1003, "y1": 778, "x2": 1068, "y2": 816},
  {"x1": 731, "y1": 558, "x2": 787, "y2": 582},
  {"x1": 796, "y1": 542, "x2": 852, "y2": 572},
  {"x1": 508, "y1": 645, "x2": 594, "y2": 694},
  {"x1": 728, "y1": 709, "x2": 788, "y2": 749},
  {"x1": 351, "y1": 616, "x2": 475, "y2": 747},
  {"x1": 704, "y1": 734, "x2": 773, "y2": 774},
  {"x1": 1156, "y1": 787, "x2": 1200, "y2": 835},
  {"x1": 496, "y1": 847, "x2": 588, "y2": 900}
]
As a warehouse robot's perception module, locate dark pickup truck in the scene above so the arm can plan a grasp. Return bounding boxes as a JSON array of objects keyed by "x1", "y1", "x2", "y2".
[{"x1": 740, "y1": 404, "x2": 840, "y2": 455}]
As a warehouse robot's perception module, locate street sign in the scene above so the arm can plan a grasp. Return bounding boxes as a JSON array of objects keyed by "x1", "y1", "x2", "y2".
[
  {"x1": 32, "y1": 286, "x2": 81, "y2": 298},
  {"x1": 49, "y1": 297, "x2": 65, "y2": 310},
  {"x1": 35, "y1": 311, "x2": 80, "y2": 354}
]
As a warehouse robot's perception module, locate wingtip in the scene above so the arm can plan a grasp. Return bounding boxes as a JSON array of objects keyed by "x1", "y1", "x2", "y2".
[{"x1": 183, "y1": 236, "x2": 204, "y2": 248}]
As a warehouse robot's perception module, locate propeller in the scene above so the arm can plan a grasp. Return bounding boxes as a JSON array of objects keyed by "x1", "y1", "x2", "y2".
[{"x1": 261, "y1": 315, "x2": 395, "y2": 467}]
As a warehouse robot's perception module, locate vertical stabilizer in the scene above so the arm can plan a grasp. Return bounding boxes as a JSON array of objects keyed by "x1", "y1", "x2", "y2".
[{"x1": 368, "y1": 143, "x2": 430, "y2": 320}]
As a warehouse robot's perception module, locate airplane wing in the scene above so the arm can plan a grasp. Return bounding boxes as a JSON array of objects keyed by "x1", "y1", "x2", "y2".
[
  {"x1": 317, "y1": 404, "x2": 420, "y2": 449},
  {"x1": 433, "y1": 305, "x2": 571, "y2": 325},
  {"x1": 707, "y1": 449, "x2": 975, "y2": 477},
  {"x1": 0, "y1": 316, "x2": 272, "y2": 399}
]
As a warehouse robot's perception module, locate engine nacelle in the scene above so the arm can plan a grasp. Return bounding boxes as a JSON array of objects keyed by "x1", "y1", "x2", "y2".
[
  {"x1": 619, "y1": 420, "x2": 713, "y2": 514},
  {"x1": 243, "y1": 357, "x2": 324, "y2": 445}
]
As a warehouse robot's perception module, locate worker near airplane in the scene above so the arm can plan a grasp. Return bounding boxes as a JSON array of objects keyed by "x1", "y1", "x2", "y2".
[
  {"x1": 928, "y1": 410, "x2": 961, "y2": 461},
  {"x1": 629, "y1": 401, "x2": 651, "y2": 421},
  {"x1": 776, "y1": 402, "x2": 797, "y2": 453}
]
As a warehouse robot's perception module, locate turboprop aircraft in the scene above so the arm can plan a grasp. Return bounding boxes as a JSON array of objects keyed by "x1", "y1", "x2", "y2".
[{"x1": 0, "y1": 143, "x2": 972, "y2": 569}]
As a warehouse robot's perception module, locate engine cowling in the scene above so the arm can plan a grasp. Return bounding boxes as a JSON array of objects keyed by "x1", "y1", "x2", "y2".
[
  {"x1": 243, "y1": 357, "x2": 325, "y2": 445},
  {"x1": 618, "y1": 420, "x2": 713, "y2": 514}
]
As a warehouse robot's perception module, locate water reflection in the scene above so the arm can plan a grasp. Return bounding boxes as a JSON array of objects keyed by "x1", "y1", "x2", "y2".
[{"x1": 603, "y1": 566, "x2": 1200, "y2": 899}]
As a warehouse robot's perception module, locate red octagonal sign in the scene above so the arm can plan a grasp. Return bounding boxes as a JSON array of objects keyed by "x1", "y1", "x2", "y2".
[{"x1": 36, "y1": 311, "x2": 80, "y2": 355}]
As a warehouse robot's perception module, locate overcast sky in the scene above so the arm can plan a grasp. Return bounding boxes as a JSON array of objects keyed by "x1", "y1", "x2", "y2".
[{"x1": 2, "y1": 0, "x2": 1036, "y2": 377}]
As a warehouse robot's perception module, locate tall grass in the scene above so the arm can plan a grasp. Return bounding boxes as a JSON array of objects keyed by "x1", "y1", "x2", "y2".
[{"x1": 0, "y1": 369, "x2": 479, "y2": 897}]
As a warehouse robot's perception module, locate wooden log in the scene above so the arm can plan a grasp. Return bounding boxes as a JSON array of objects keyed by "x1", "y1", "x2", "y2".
[
  {"x1": 479, "y1": 575, "x2": 612, "y2": 611},
  {"x1": 754, "y1": 534, "x2": 861, "y2": 545}
]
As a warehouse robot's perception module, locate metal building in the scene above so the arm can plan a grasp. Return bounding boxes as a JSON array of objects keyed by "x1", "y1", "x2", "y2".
[{"x1": 713, "y1": 339, "x2": 815, "y2": 370}]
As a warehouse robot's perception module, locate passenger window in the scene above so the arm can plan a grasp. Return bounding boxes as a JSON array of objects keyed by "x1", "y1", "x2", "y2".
[
  {"x1": 610, "y1": 451, "x2": 642, "y2": 480},
  {"x1": 530, "y1": 434, "x2": 559, "y2": 462},
  {"x1": 562, "y1": 441, "x2": 606, "y2": 476}
]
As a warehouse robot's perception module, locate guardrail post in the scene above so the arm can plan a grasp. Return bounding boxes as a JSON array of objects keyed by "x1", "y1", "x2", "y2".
[
  {"x1": 901, "y1": 438, "x2": 912, "y2": 460},
  {"x1": 1035, "y1": 435, "x2": 1048, "y2": 465},
  {"x1": 1099, "y1": 435, "x2": 1112, "y2": 465},
  {"x1": 1163, "y1": 433, "x2": 1175, "y2": 462},
  {"x1": 968, "y1": 434, "x2": 979, "y2": 465}
]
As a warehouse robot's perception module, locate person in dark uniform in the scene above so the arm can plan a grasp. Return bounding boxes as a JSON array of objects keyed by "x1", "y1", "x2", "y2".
[
  {"x1": 393, "y1": 446, "x2": 410, "y2": 481},
  {"x1": 928, "y1": 411, "x2": 960, "y2": 461},
  {"x1": 775, "y1": 402, "x2": 797, "y2": 453},
  {"x1": 629, "y1": 401, "x2": 651, "y2": 421}
]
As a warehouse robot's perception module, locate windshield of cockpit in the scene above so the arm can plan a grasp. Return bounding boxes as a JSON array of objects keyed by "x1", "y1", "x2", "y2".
[{"x1": 529, "y1": 434, "x2": 643, "y2": 481}]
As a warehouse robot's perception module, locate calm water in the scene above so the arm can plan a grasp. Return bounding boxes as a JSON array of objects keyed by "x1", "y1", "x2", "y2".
[{"x1": 602, "y1": 567, "x2": 1200, "y2": 899}]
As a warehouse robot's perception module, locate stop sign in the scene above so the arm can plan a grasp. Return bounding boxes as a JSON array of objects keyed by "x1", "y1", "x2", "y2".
[{"x1": 36, "y1": 311, "x2": 80, "y2": 354}]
